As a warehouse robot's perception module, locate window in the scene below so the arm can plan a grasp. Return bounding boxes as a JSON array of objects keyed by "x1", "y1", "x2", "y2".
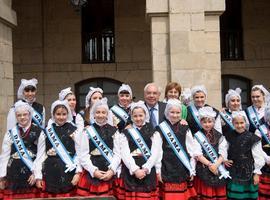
[
  {"x1": 75, "y1": 78, "x2": 122, "y2": 111},
  {"x1": 81, "y1": 0, "x2": 115, "y2": 63},
  {"x1": 220, "y1": 0, "x2": 243, "y2": 60},
  {"x1": 222, "y1": 75, "x2": 251, "y2": 109}
]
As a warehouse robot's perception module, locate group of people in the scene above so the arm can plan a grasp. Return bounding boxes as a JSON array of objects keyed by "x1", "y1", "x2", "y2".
[{"x1": 0, "y1": 78, "x2": 270, "y2": 200}]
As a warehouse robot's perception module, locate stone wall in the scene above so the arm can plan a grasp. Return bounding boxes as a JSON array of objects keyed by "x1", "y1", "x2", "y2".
[
  {"x1": 222, "y1": 0, "x2": 270, "y2": 87},
  {"x1": 0, "y1": 0, "x2": 16, "y2": 140},
  {"x1": 12, "y1": 0, "x2": 152, "y2": 118}
]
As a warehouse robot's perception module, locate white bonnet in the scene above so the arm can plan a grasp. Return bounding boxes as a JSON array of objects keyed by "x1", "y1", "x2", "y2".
[
  {"x1": 191, "y1": 85, "x2": 207, "y2": 97},
  {"x1": 225, "y1": 88, "x2": 242, "y2": 109},
  {"x1": 59, "y1": 87, "x2": 73, "y2": 101},
  {"x1": 50, "y1": 100, "x2": 73, "y2": 123},
  {"x1": 14, "y1": 100, "x2": 33, "y2": 117},
  {"x1": 130, "y1": 100, "x2": 150, "y2": 123},
  {"x1": 164, "y1": 99, "x2": 182, "y2": 120},
  {"x1": 118, "y1": 84, "x2": 132, "y2": 98},
  {"x1": 198, "y1": 106, "x2": 216, "y2": 120},
  {"x1": 17, "y1": 78, "x2": 38, "y2": 100},
  {"x1": 85, "y1": 87, "x2": 103, "y2": 108}
]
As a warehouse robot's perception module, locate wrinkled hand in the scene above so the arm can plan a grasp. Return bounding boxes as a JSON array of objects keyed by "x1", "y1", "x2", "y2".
[
  {"x1": 71, "y1": 173, "x2": 81, "y2": 185},
  {"x1": 28, "y1": 174, "x2": 36, "y2": 186},
  {"x1": 94, "y1": 169, "x2": 106, "y2": 179},
  {"x1": 100, "y1": 169, "x2": 114, "y2": 181},
  {"x1": 36, "y1": 179, "x2": 43, "y2": 189},
  {"x1": 224, "y1": 160, "x2": 233, "y2": 168},
  {"x1": 253, "y1": 174, "x2": 260, "y2": 185},
  {"x1": 134, "y1": 169, "x2": 146, "y2": 180}
]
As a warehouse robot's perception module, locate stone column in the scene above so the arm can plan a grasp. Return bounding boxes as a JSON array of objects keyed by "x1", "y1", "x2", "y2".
[
  {"x1": 0, "y1": 0, "x2": 17, "y2": 141},
  {"x1": 146, "y1": 0, "x2": 225, "y2": 107}
]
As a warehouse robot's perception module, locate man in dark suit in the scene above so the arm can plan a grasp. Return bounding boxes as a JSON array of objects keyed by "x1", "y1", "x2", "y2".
[{"x1": 144, "y1": 82, "x2": 166, "y2": 128}]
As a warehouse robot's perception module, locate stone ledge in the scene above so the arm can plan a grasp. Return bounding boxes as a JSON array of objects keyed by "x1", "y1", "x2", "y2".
[{"x1": 0, "y1": 1, "x2": 17, "y2": 27}]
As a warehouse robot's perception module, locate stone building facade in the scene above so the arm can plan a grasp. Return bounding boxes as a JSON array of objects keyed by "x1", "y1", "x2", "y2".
[{"x1": 0, "y1": 0, "x2": 270, "y2": 140}]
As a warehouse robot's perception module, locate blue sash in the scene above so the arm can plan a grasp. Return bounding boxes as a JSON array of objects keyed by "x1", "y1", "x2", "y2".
[
  {"x1": 46, "y1": 124, "x2": 77, "y2": 173},
  {"x1": 220, "y1": 111, "x2": 234, "y2": 130},
  {"x1": 127, "y1": 127, "x2": 151, "y2": 161},
  {"x1": 194, "y1": 131, "x2": 231, "y2": 179},
  {"x1": 9, "y1": 126, "x2": 34, "y2": 171},
  {"x1": 258, "y1": 124, "x2": 270, "y2": 145},
  {"x1": 111, "y1": 105, "x2": 129, "y2": 123},
  {"x1": 85, "y1": 125, "x2": 113, "y2": 164},
  {"x1": 32, "y1": 109, "x2": 44, "y2": 129},
  {"x1": 159, "y1": 121, "x2": 194, "y2": 175},
  {"x1": 189, "y1": 104, "x2": 202, "y2": 130},
  {"x1": 247, "y1": 106, "x2": 261, "y2": 129}
]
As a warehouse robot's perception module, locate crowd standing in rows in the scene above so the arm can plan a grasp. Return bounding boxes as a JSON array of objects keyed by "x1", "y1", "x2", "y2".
[{"x1": 0, "y1": 78, "x2": 270, "y2": 200}]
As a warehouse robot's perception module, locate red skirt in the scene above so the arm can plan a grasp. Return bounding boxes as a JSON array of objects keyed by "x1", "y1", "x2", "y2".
[
  {"x1": 38, "y1": 180, "x2": 77, "y2": 199},
  {"x1": 259, "y1": 174, "x2": 270, "y2": 200},
  {"x1": 193, "y1": 177, "x2": 227, "y2": 200},
  {"x1": 118, "y1": 178, "x2": 158, "y2": 200},
  {"x1": 76, "y1": 170, "x2": 114, "y2": 197},
  {"x1": 114, "y1": 177, "x2": 125, "y2": 200},
  {"x1": 1, "y1": 187, "x2": 41, "y2": 200},
  {"x1": 160, "y1": 181, "x2": 197, "y2": 200}
]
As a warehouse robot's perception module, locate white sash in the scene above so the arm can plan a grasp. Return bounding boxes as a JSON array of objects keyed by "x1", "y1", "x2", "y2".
[
  {"x1": 247, "y1": 106, "x2": 261, "y2": 129},
  {"x1": 9, "y1": 126, "x2": 34, "y2": 171},
  {"x1": 194, "y1": 131, "x2": 231, "y2": 179},
  {"x1": 111, "y1": 105, "x2": 129, "y2": 123},
  {"x1": 46, "y1": 124, "x2": 77, "y2": 173},
  {"x1": 220, "y1": 111, "x2": 234, "y2": 130},
  {"x1": 32, "y1": 109, "x2": 43, "y2": 129},
  {"x1": 258, "y1": 124, "x2": 270, "y2": 145},
  {"x1": 189, "y1": 104, "x2": 202, "y2": 130},
  {"x1": 159, "y1": 121, "x2": 194, "y2": 175},
  {"x1": 85, "y1": 126, "x2": 113, "y2": 164},
  {"x1": 127, "y1": 127, "x2": 151, "y2": 161}
]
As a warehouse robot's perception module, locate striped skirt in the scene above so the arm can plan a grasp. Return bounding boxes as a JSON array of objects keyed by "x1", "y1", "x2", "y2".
[
  {"x1": 194, "y1": 177, "x2": 227, "y2": 200},
  {"x1": 259, "y1": 174, "x2": 270, "y2": 200},
  {"x1": 160, "y1": 180, "x2": 197, "y2": 200},
  {"x1": 227, "y1": 181, "x2": 258, "y2": 199}
]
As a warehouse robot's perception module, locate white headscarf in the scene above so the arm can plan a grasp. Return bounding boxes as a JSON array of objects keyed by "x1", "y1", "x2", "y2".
[
  {"x1": 252, "y1": 85, "x2": 270, "y2": 103},
  {"x1": 50, "y1": 100, "x2": 73, "y2": 123},
  {"x1": 118, "y1": 84, "x2": 133, "y2": 98},
  {"x1": 191, "y1": 85, "x2": 207, "y2": 97},
  {"x1": 225, "y1": 88, "x2": 242, "y2": 109},
  {"x1": 164, "y1": 99, "x2": 182, "y2": 120},
  {"x1": 231, "y1": 111, "x2": 248, "y2": 121},
  {"x1": 85, "y1": 87, "x2": 103, "y2": 108},
  {"x1": 17, "y1": 78, "x2": 38, "y2": 100},
  {"x1": 198, "y1": 106, "x2": 216, "y2": 120},
  {"x1": 130, "y1": 100, "x2": 150, "y2": 123},
  {"x1": 59, "y1": 87, "x2": 73, "y2": 101},
  {"x1": 90, "y1": 97, "x2": 112, "y2": 126},
  {"x1": 264, "y1": 106, "x2": 270, "y2": 123},
  {"x1": 14, "y1": 100, "x2": 34, "y2": 119}
]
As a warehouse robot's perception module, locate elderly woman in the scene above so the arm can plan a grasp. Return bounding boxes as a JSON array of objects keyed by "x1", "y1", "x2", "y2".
[
  {"x1": 246, "y1": 85, "x2": 270, "y2": 133},
  {"x1": 186, "y1": 85, "x2": 222, "y2": 135},
  {"x1": 7, "y1": 78, "x2": 45, "y2": 131},
  {"x1": 77, "y1": 98, "x2": 121, "y2": 197},
  {"x1": 0, "y1": 101, "x2": 45, "y2": 199},
  {"x1": 119, "y1": 100, "x2": 162, "y2": 200},
  {"x1": 156, "y1": 99, "x2": 198, "y2": 200},
  {"x1": 163, "y1": 82, "x2": 188, "y2": 120}
]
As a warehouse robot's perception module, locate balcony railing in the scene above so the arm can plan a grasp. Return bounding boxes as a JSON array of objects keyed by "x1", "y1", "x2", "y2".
[
  {"x1": 220, "y1": 29, "x2": 243, "y2": 60},
  {"x1": 83, "y1": 31, "x2": 114, "y2": 63}
]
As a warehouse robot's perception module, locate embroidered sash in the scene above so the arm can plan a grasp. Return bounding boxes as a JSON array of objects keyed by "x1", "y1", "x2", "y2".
[
  {"x1": 9, "y1": 126, "x2": 34, "y2": 171},
  {"x1": 46, "y1": 124, "x2": 77, "y2": 173},
  {"x1": 127, "y1": 127, "x2": 151, "y2": 161},
  {"x1": 194, "y1": 131, "x2": 231, "y2": 179},
  {"x1": 189, "y1": 104, "x2": 202, "y2": 130},
  {"x1": 247, "y1": 106, "x2": 261, "y2": 129},
  {"x1": 258, "y1": 124, "x2": 270, "y2": 145},
  {"x1": 220, "y1": 111, "x2": 234, "y2": 130},
  {"x1": 85, "y1": 126, "x2": 113, "y2": 164},
  {"x1": 32, "y1": 109, "x2": 43, "y2": 129},
  {"x1": 159, "y1": 121, "x2": 193, "y2": 175},
  {"x1": 111, "y1": 105, "x2": 129, "y2": 123}
]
